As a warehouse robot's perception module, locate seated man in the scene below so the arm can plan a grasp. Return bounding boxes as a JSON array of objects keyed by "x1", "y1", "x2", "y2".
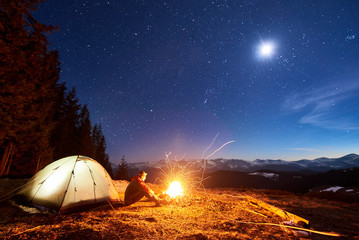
[{"x1": 124, "y1": 171, "x2": 162, "y2": 206}]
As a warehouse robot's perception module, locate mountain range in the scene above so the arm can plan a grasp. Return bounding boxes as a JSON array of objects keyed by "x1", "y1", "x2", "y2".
[
  {"x1": 126, "y1": 153, "x2": 359, "y2": 173},
  {"x1": 119, "y1": 154, "x2": 359, "y2": 194}
]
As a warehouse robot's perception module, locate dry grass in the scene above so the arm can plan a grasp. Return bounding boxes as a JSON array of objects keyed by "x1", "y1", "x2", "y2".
[{"x1": 1, "y1": 179, "x2": 358, "y2": 239}]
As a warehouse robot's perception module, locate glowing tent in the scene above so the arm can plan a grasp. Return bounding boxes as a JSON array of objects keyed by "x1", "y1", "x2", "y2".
[{"x1": 15, "y1": 155, "x2": 120, "y2": 213}]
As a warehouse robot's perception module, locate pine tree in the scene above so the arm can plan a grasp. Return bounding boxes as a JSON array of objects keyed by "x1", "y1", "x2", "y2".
[
  {"x1": 51, "y1": 88, "x2": 113, "y2": 176},
  {"x1": 92, "y1": 124, "x2": 113, "y2": 176},
  {"x1": 0, "y1": 1, "x2": 115, "y2": 177},
  {"x1": 78, "y1": 104, "x2": 95, "y2": 157},
  {"x1": 116, "y1": 156, "x2": 129, "y2": 180},
  {"x1": 0, "y1": 0, "x2": 60, "y2": 176},
  {"x1": 51, "y1": 87, "x2": 81, "y2": 160}
]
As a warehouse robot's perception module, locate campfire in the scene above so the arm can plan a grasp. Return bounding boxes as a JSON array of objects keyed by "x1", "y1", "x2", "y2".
[{"x1": 166, "y1": 181, "x2": 183, "y2": 198}]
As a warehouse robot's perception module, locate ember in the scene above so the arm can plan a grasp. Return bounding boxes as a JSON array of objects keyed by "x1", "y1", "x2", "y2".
[{"x1": 166, "y1": 181, "x2": 183, "y2": 198}]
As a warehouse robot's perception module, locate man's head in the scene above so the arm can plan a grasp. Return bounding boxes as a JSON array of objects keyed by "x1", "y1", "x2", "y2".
[{"x1": 138, "y1": 171, "x2": 147, "y2": 181}]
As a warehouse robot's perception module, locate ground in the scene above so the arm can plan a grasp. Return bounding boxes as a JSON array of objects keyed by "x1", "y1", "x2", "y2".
[{"x1": 0, "y1": 179, "x2": 358, "y2": 239}]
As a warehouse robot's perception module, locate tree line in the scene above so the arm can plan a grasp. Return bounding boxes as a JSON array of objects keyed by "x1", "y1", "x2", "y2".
[{"x1": 0, "y1": 0, "x2": 112, "y2": 177}]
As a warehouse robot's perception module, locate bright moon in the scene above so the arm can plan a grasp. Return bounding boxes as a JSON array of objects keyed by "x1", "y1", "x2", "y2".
[{"x1": 258, "y1": 42, "x2": 275, "y2": 58}]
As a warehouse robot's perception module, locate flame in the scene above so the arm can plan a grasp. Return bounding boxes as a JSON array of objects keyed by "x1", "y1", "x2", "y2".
[{"x1": 166, "y1": 181, "x2": 183, "y2": 198}]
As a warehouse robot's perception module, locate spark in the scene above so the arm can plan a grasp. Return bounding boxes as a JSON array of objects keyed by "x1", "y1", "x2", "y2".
[
  {"x1": 201, "y1": 132, "x2": 219, "y2": 159},
  {"x1": 158, "y1": 134, "x2": 235, "y2": 197},
  {"x1": 203, "y1": 140, "x2": 235, "y2": 160}
]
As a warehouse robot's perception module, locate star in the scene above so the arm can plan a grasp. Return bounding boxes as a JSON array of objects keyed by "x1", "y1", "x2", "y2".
[{"x1": 33, "y1": 1, "x2": 359, "y2": 163}]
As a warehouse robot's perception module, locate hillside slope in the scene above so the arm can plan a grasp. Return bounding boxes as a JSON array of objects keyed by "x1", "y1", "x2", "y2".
[
  {"x1": 0, "y1": 179, "x2": 358, "y2": 239},
  {"x1": 202, "y1": 168, "x2": 359, "y2": 193}
]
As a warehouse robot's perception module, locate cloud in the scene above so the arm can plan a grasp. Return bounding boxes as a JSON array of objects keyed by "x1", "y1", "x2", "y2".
[{"x1": 282, "y1": 80, "x2": 359, "y2": 130}]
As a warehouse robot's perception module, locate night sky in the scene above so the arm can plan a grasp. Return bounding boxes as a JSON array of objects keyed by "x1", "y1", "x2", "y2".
[{"x1": 34, "y1": 1, "x2": 359, "y2": 164}]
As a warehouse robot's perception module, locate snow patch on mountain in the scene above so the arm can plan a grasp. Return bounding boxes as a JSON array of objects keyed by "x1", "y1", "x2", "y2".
[
  {"x1": 248, "y1": 172, "x2": 279, "y2": 181},
  {"x1": 320, "y1": 186, "x2": 344, "y2": 193},
  {"x1": 125, "y1": 153, "x2": 359, "y2": 173}
]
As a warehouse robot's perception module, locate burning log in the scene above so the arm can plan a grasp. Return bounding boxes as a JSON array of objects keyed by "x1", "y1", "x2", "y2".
[
  {"x1": 159, "y1": 181, "x2": 185, "y2": 204},
  {"x1": 166, "y1": 181, "x2": 183, "y2": 199}
]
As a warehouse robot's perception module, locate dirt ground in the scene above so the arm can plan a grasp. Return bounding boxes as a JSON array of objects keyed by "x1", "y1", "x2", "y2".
[{"x1": 0, "y1": 179, "x2": 358, "y2": 239}]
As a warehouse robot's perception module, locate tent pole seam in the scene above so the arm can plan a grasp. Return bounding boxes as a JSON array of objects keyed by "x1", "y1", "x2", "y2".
[
  {"x1": 58, "y1": 155, "x2": 80, "y2": 213},
  {"x1": 6, "y1": 157, "x2": 76, "y2": 205},
  {"x1": 84, "y1": 160, "x2": 97, "y2": 201},
  {"x1": 29, "y1": 166, "x2": 61, "y2": 203}
]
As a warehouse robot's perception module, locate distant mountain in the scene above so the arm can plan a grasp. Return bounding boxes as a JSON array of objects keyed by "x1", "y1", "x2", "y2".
[
  {"x1": 119, "y1": 154, "x2": 359, "y2": 193},
  {"x1": 202, "y1": 168, "x2": 359, "y2": 193},
  {"x1": 126, "y1": 153, "x2": 359, "y2": 173}
]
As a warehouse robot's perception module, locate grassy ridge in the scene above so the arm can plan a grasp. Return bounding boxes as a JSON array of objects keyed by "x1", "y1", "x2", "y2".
[{"x1": 0, "y1": 179, "x2": 358, "y2": 239}]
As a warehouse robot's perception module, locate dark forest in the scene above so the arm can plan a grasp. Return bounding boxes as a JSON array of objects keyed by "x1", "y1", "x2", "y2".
[{"x1": 0, "y1": 0, "x2": 112, "y2": 177}]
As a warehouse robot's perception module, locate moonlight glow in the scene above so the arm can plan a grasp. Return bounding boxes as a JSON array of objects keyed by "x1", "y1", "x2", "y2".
[
  {"x1": 34, "y1": 1, "x2": 359, "y2": 163},
  {"x1": 258, "y1": 41, "x2": 276, "y2": 58}
]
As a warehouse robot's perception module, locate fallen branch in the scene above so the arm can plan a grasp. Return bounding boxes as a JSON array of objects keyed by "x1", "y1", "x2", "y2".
[
  {"x1": 236, "y1": 221, "x2": 342, "y2": 237},
  {"x1": 11, "y1": 225, "x2": 44, "y2": 236}
]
